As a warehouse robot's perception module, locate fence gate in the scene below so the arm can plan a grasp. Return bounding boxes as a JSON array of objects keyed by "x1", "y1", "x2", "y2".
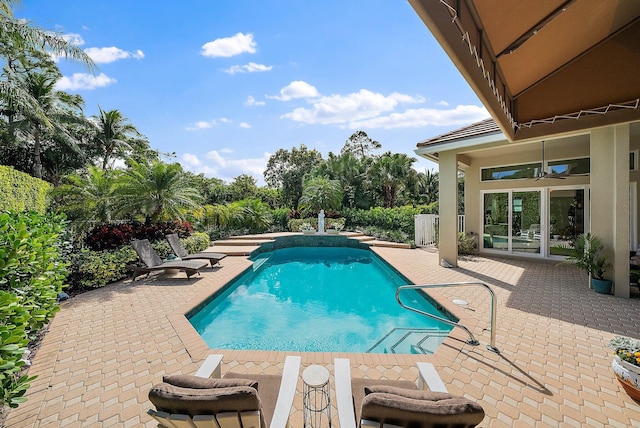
[{"x1": 414, "y1": 215, "x2": 465, "y2": 247}]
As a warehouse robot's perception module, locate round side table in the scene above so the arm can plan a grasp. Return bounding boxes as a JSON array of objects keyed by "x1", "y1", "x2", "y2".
[{"x1": 302, "y1": 365, "x2": 332, "y2": 427}]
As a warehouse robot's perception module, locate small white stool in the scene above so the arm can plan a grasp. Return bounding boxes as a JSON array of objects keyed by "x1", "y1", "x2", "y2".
[{"x1": 302, "y1": 365, "x2": 332, "y2": 427}]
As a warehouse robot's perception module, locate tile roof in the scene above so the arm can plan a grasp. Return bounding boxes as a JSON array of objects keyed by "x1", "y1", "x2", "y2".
[{"x1": 416, "y1": 118, "x2": 501, "y2": 148}]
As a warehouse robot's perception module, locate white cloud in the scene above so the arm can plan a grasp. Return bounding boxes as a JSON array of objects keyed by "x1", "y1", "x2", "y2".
[
  {"x1": 281, "y1": 89, "x2": 423, "y2": 125},
  {"x1": 269, "y1": 80, "x2": 319, "y2": 101},
  {"x1": 436, "y1": 100, "x2": 450, "y2": 107},
  {"x1": 55, "y1": 72, "x2": 116, "y2": 90},
  {"x1": 223, "y1": 62, "x2": 272, "y2": 74},
  {"x1": 62, "y1": 33, "x2": 84, "y2": 46},
  {"x1": 181, "y1": 153, "x2": 201, "y2": 166},
  {"x1": 84, "y1": 47, "x2": 144, "y2": 63},
  {"x1": 201, "y1": 32, "x2": 256, "y2": 58},
  {"x1": 220, "y1": 148, "x2": 234, "y2": 154},
  {"x1": 186, "y1": 118, "x2": 232, "y2": 131},
  {"x1": 180, "y1": 151, "x2": 271, "y2": 184},
  {"x1": 245, "y1": 96, "x2": 265, "y2": 106},
  {"x1": 348, "y1": 105, "x2": 490, "y2": 129},
  {"x1": 239, "y1": 122, "x2": 252, "y2": 128}
]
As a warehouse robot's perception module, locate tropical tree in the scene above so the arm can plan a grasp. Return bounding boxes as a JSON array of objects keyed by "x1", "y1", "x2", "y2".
[
  {"x1": 264, "y1": 144, "x2": 323, "y2": 209},
  {"x1": 90, "y1": 107, "x2": 143, "y2": 170},
  {"x1": 10, "y1": 70, "x2": 86, "y2": 178},
  {"x1": 228, "y1": 198, "x2": 272, "y2": 232},
  {"x1": 197, "y1": 203, "x2": 230, "y2": 230},
  {"x1": 314, "y1": 151, "x2": 372, "y2": 209},
  {"x1": 51, "y1": 165, "x2": 118, "y2": 226},
  {"x1": 340, "y1": 130, "x2": 381, "y2": 158},
  {"x1": 116, "y1": 160, "x2": 202, "y2": 222},
  {"x1": 416, "y1": 169, "x2": 439, "y2": 205},
  {"x1": 0, "y1": 1, "x2": 95, "y2": 157},
  {"x1": 369, "y1": 152, "x2": 416, "y2": 208},
  {"x1": 298, "y1": 176, "x2": 343, "y2": 213},
  {"x1": 228, "y1": 174, "x2": 258, "y2": 201}
]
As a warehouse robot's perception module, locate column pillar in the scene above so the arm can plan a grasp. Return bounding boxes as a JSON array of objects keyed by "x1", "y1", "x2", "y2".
[
  {"x1": 591, "y1": 124, "x2": 630, "y2": 297},
  {"x1": 438, "y1": 151, "x2": 458, "y2": 267}
]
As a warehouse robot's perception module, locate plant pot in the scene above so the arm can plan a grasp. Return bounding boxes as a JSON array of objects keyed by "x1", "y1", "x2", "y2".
[
  {"x1": 591, "y1": 278, "x2": 613, "y2": 294},
  {"x1": 613, "y1": 356, "x2": 640, "y2": 400},
  {"x1": 302, "y1": 230, "x2": 316, "y2": 235},
  {"x1": 326, "y1": 229, "x2": 339, "y2": 235}
]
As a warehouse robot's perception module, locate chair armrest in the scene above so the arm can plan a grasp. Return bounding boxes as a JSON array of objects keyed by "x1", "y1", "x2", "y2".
[
  {"x1": 416, "y1": 362, "x2": 448, "y2": 392},
  {"x1": 194, "y1": 354, "x2": 223, "y2": 379},
  {"x1": 334, "y1": 358, "x2": 357, "y2": 428},
  {"x1": 270, "y1": 355, "x2": 301, "y2": 428}
]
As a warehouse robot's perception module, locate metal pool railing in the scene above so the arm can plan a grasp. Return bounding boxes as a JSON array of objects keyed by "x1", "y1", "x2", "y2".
[{"x1": 396, "y1": 282, "x2": 499, "y2": 353}]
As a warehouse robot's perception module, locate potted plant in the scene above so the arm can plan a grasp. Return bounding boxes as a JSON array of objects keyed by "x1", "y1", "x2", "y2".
[
  {"x1": 326, "y1": 221, "x2": 343, "y2": 235},
  {"x1": 609, "y1": 336, "x2": 640, "y2": 400},
  {"x1": 300, "y1": 222, "x2": 315, "y2": 235},
  {"x1": 565, "y1": 233, "x2": 612, "y2": 294}
]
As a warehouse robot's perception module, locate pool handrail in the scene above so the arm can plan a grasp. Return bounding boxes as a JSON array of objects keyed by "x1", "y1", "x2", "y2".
[{"x1": 395, "y1": 281, "x2": 499, "y2": 353}]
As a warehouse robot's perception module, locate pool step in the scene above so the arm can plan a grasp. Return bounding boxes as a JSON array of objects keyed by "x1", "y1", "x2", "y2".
[{"x1": 366, "y1": 328, "x2": 449, "y2": 354}]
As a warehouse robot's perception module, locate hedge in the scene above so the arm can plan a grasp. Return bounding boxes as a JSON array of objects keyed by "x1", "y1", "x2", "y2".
[
  {"x1": 0, "y1": 165, "x2": 50, "y2": 214},
  {"x1": 0, "y1": 211, "x2": 68, "y2": 408}
]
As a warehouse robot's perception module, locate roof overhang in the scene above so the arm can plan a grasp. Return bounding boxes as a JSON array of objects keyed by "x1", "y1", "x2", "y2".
[{"x1": 409, "y1": 0, "x2": 640, "y2": 142}]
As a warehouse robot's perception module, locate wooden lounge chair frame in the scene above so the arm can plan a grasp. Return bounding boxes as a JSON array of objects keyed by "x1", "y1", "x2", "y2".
[
  {"x1": 130, "y1": 239, "x2": 208, "y2": 280},
  {"x1": 165, "y1": 233, "x2": 227, "y2": 268},
  {"x1": 148, "y1": 354, "x2": 302, "y2": 428}
]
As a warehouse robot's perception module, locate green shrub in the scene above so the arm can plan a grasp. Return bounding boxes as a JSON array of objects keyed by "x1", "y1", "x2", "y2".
[
  {"x1": 343, "y1": 205, "x2": 436, "y2": 236},
  {"x1": 68, "y1": 246, "x2": 139, "y2": 289},
  {"x1": 0, "y1": 166, "x2": 50, "y2": 214},
  {"x1": 458, "y1": 232, "x2": 478, "y2": 255},
  {"x1": 182, "y1": 232, "x2": 211, "y2": 254},
  {"x1": 0, "y1": 211, "x2": 68, "y2": 408},
  {"x1": 289, "y1": 218, "x2": 318, "y2": 232}
]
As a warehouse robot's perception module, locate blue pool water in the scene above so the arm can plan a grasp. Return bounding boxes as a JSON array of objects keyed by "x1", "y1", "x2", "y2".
[{"x1": 188, "y1": 247, "x2": 454, "y2": 354}]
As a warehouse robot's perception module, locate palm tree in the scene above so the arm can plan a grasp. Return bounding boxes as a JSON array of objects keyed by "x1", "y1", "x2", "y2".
[
  {"x1": 51, "y1": 165, "x2": 118, "y2": 226},
  {"x1": 228, "y1": 198, "x2": 272, "y2": 232},
  {"x1": 11, "y1": 71, "x2": 86, "y2": 178},
  {"x1": 0, "y1": 1, "x2": 95, "y2": 148},
  {"x1": 369, "y1": 152, "x2": 416, "y2": 208},
  {"x1": 116, "y1": 160, "x2": 203, "y2": 222},
  {"x1": 91, "y1": 107, "x2": 142, "y2": 170},
  {"x1": 298, "y1": 176, "x2": 343, "y2": 213}
]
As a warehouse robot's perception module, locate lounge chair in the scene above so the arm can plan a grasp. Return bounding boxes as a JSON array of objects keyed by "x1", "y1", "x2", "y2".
[
  {"x1": 148, "y1": 354, "x2": 302, "y2": 428},
  {"x1": 165, "y1": 233, "x2": 227, "y2": 268},
  {"x1": 334, "y1": 358, "x2": 484, "y2": 428},
  {"x1": 130, "y1": 239, "x2": 208, "y2": 280}
]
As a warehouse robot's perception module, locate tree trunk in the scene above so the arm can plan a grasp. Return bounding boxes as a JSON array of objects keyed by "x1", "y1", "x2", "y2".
[{"x1": 33, "y1": 128, "x2": 42, "y2": 178}]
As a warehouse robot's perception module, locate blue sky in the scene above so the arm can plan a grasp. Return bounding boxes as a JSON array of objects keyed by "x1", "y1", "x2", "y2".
[{"x1": 17, "y1": 0, "x2": 489, "y2": 184}]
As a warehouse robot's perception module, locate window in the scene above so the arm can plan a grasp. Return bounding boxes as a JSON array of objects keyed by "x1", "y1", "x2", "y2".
[
  {"x1": 631, "y1": 150, "x2": 638, "y2": 171},
  {"x1": 481, "y1": 163, "x2": 541, "y2": 181},
  {"x1": 548, "y1": 158, "x2": 590, "y2": 175}
]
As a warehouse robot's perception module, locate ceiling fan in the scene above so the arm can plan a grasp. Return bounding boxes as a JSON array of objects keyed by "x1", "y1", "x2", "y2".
[{"x1": 535, "y1": 140, "x2": 567, "y2": 180}]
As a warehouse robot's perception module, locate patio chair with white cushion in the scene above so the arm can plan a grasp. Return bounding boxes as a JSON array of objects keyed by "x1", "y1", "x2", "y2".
[
  {"x1": 148, "y1": 354, "x2": 301, "y2": 428},
  {"x1": 334, "y1": 358, "x2": 484, "y2": 428}
]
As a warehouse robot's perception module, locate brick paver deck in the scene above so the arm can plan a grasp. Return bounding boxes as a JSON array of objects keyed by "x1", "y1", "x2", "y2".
[{"x1": 5, "y1": 244, "x2": 640, "y2": 427}]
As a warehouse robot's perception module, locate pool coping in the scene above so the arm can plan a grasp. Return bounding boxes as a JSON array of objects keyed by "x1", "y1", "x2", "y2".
[{"x1": 168, "y1": 244, "x2": 481, "y2": 369}]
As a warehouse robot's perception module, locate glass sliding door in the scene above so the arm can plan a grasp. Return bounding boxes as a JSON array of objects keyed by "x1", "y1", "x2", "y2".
[
  {"x1": 549, "y1": 189, "x2": 586, "y2": 256},
  {"x1": 512, "y1": 191, "x2": 541, "y2": 254},
  {"x1": 483, "y1": 190, "x2": 541, "y2": 255},
  {"x1": 483, "y1": 193, "x2": 509, "y2": 252}
]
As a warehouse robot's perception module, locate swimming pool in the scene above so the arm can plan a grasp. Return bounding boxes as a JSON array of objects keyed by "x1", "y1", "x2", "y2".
[{"x1": 188, "y1": 246, "x2": 455, "y2": 354}]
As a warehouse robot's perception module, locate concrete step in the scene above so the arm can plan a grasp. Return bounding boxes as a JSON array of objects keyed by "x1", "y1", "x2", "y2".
[
  {"x1": 368, "y1": 240, "x2": 412, "y2": 249},
  {"x1": 205, "y1": 245, "x2": 260, "y2": 256},
  {"x1": 212, "y1": 239, "x2": 275, "y2": 246}
]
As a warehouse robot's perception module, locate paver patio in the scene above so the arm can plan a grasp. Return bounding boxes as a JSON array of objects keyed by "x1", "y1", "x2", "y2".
[{"x1": 5, "y1": 239, "x2": 640, "y2": 427}]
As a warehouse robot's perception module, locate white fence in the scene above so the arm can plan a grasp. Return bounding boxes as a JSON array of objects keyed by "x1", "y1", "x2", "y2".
[{"x1": 414, "y1": 214, "x2": 465, "y2": 247}]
